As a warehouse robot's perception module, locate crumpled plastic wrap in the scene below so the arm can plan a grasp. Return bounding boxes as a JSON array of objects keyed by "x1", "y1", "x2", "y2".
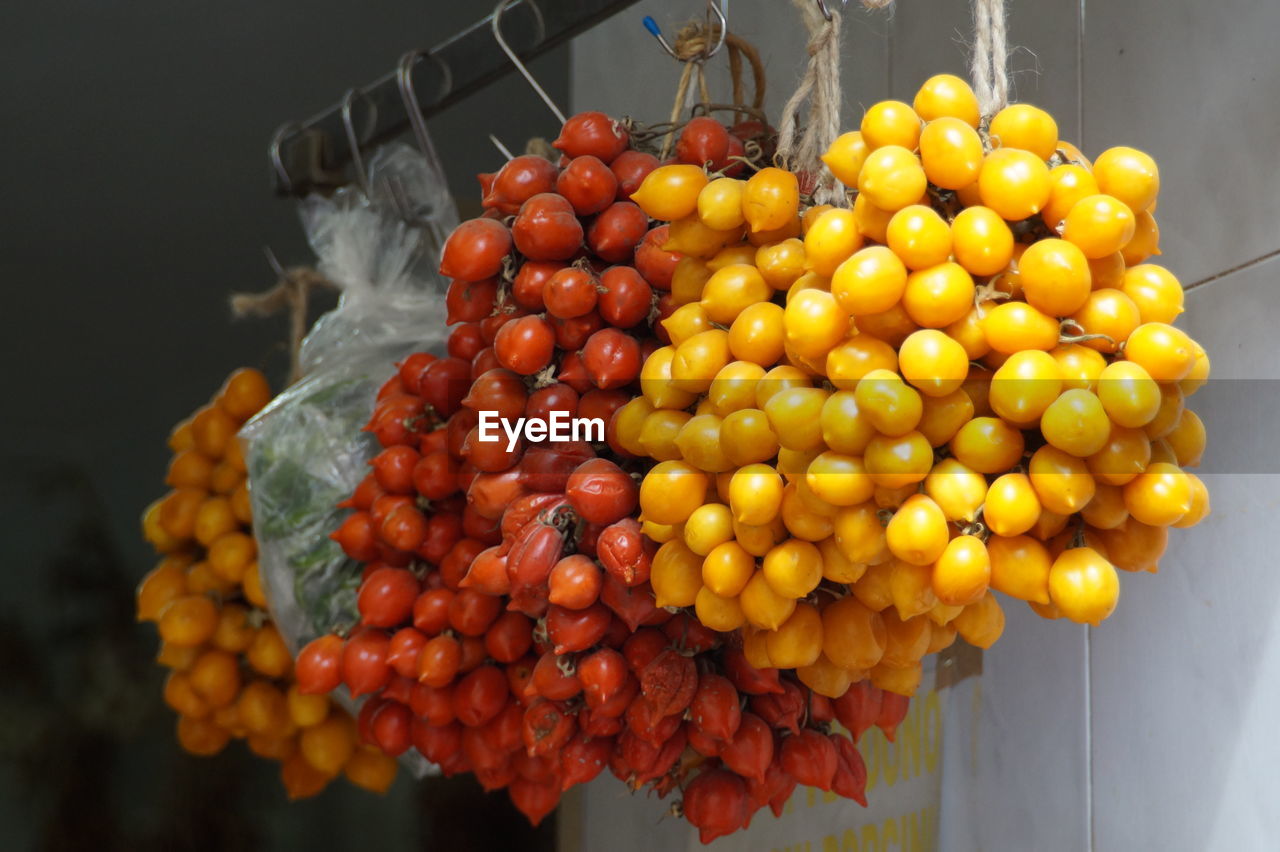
[{"x1": 241, "y1": 143, "x2": 457, "y2": 654}]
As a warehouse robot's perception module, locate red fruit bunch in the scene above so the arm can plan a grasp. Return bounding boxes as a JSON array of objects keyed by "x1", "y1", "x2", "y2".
[{"x1": 301, "y1": 111, "x2": 907, "y2": 841}]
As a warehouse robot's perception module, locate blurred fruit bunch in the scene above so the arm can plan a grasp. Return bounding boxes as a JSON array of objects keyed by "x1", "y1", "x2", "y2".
[{"x1": 139, "y1": 367, "x2": 397, "y2": 799}]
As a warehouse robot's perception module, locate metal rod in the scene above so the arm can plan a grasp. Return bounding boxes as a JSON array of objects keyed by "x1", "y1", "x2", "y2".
[{"x1": 270, "y1": 0, "x2": 640, "y2": 197}]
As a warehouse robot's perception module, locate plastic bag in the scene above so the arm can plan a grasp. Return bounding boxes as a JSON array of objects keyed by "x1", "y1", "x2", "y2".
[{"x1": 241, "y1": 142, "x2": 458, "y2": 654}]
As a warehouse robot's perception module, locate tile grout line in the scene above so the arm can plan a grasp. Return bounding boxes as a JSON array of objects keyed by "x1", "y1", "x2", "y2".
[
  {"x1": 1079, "y1": 4, "x2": 1095, "y2": 851},
  {"x1": 1086, "y1": 626, "x2": 1095, "y2": 852},
  {"x1": 1184, "y1": 247, "x2": 1280, "y2": 292}
]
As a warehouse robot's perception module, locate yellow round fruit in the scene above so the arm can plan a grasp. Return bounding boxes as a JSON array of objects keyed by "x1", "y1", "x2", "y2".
[
  {"x1": 821, "y1": 131, "x2": 871, "y2": 187},
  {"x1": 901, "y1": 262, "x2": 975, "y2": 328},
  {"x1": 739, "y1": 569, "x2": 797, "y2": 630},
  {"x1": 919, "y1": 117, "x2": 984, "y2": 189},
  {"x1": 1028, "y1": 445, "x2": 1096, "y2": 514},
  {"x1": 860, "y1": 99, "x2": 922, "y2": 150},
  {"x1": 640, "y1": 461, "x2": 707, "y2": 525},
  {"x1": 1040, "y1": 388, "x2": 1111, "y2": 457},
  {"x1": 987, "y1": 534, "x2": 1052, "y2": 604},
  {"x1": 886, "y1": 205, "x2": 952, "y2": 270},
  {"x1": 631, "y1": 164, "x2": 707, "y2": 220},
  {"x1": 1048, "y1": 547, "x2": 1120, "y2": 625},
  {"x1": 1120, "y1": 264, "x2": 1185, "y2": 325},
  {"x1": 832, "y1": 246, "x2": 908, "y2": 317},
  {"x1": 923, "y1": 458, "x2": 987, "y2": 525},
  {"x1": 978, "y1": 148, "x2": 1052, "y2": 220},
  {"x1": 1019, "y1": 238, "x2": 1092, "y2": 317},
  {"x1": 950, "y1": 206, "x2": 1014, "y2": 276},
  {"x1": 1123, "y1": 461, "x2": 1193, "y2": 526},
  {"x1": 932, "y1": 535, "x2": 991, "y2": 606},
  {"x1": 897, "y1": 329, "x2": 969, "y2": 397},
  {"x1": 1092, "y1": 146, "x2": 1160, "y2": 212},
  {"x1": 989, "y1": 103, "x2": 1059, "y2": 160},
  {"x1": 1062, "y1": 195, "x2": 1137, "y2": 258},
  {"x1": 859, "y1": 145, "x2": 928, "y2": 211},
  {"x1": 885, "y1": 494, "x2": 949, "y2": 566},
  {"x1": 913, "y1": 74, "x2": 981, "y2": 126}
]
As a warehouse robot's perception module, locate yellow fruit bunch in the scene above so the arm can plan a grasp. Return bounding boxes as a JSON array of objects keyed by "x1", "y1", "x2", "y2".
[
  {"x1": 139, "y1": 368, "x2": 396, "y2": 798},
  {"x1": 620, "y1": 74, "x2": 1209, "y2": 699}
]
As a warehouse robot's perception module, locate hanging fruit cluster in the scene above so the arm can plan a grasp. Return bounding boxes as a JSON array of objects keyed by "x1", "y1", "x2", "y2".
[
  {"x1": 624, "y1": 73, "x2": 1209, "y2": 703},
  {"x1": 138, "y1": 368, "x2": 397, "y2": 799},
  {"x1": 299, "y1": 111, "x2": 909, "y2": 842}
]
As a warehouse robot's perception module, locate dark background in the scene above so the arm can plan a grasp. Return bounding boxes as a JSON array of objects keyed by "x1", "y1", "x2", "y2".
[{"x1": 1, "y1": 2, "x2": 569, "y2": 848}]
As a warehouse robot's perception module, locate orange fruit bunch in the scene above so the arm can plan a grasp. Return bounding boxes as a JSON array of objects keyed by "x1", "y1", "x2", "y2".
[{"x1": 138, "y1": 367, "x2": 397, "y2": 799}]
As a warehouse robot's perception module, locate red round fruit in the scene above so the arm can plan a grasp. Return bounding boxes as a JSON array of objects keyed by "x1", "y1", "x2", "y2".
[
  {"x1": 371, "y1": 700, "x2": 413, "y2": 757},
  {"x1": 676, "y1": 116, "x2": 731, "y2": 169},
  {"x1": 524, "y1": 382, "x2": 580, "y2": 424},
  {"x1": 448, "y1": 587, "x2": 503, "y2": 636},
  {"x1": 720, "y1": 712, "x2": 774, "y2": 783},
  {"x1": 342, "y1": 629, "x2": 391, "y2": 698},
  {"x1": 548, "y1": 554, "x2": 604, "y2": 610},
  {"x1": 484, "y1": 611, "x2": 534, "y2": 663},
  {"x1": 371, "y1": 445, "x2": 420, "y2": 495},
  {"x1": 597, "y1": 266, "x2": 652, "y2": 328},
  {"x1": 397, "y1": 352, "x2": 437, "y2": 395},
  {"x1": 781, "y1": 728, "x2": 838, "y2": 791},
  {"x1": 417, "y1": 634, "x2": 462, "y2": 688},
  {"x1": 553, "y1": 111, "x2": 629, "y2": 163},
  {"x1": 576, "y1": 647, "x2": 627, "y2": 708},
  {"x1": 452, "y1": 665, "x2": 509, "y2": 727},
  {"x1": 586, "y1": 201, "x2": 648, "y2": 264},
  {"x1": 528, "y1": 651, "x2": 582, "y2": 702},
  {"x1": 484, "y1": 154, "x2": 560, "y2": 215},
  {"x1": 358, "y1": 567, "x2": 421, "y2": 628},
  {"x1": 689, "y1": 673, "x2": 742, "y2": 745},
  {"x1": 440, "y1": 218, "x2": 512, "y2": 281},
  {"x1": 556, "y1": 155, "x2": 618, "y2": 215},
  {"x1": 412, "y1": 587, "x2": 455, "y2": 636},
  {"x1": 295, "y1": 634, "x2": 344, "y2": 694},
  {"x1": 419, "y1": 357, "x2": 470, "y2": 418},
  {"x1": 634, "y1": 225, "x2": 680, "y2": 290},
  {"x1": 447, "y1": 323, "x2": 485, "y2": 361},
  {"x1": 380, "y1": 503, "x2": 428, "y2": 552},
  {"x1": 445, "y1": 277, "x2": 499, "y2": 325},
  {"x1": 544, "y1": 266, "x2": 600, "y2": 319},
  {"x1": 494, "y1": 315, "x2": 556, "y2": 375},
  {"x1": 463, "y1": 369, "x2": 528, "y2": 421},
  {"x1": 683, "y1": 769, "x2": 749, "y2": 845},
  {"x1": 410, "y1": 681, "x2": 455, "y2": 726},
  {"x1": 565, "y1": 457, "x2": 638, "y2": 524},
  {"x1": 331, "y1": 511, "x2": 380, "y2": 562},
  {"x1": 512, "y1": 193, "x2": 584, "y2": 261},
  {"x1": 386, "y1": 627, "x2": 428, "y2": 679}
]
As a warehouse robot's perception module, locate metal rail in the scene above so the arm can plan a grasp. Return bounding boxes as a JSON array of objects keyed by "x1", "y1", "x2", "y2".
[{"x1": 270, "y1": 0, "x2": 641, "y2": 197}]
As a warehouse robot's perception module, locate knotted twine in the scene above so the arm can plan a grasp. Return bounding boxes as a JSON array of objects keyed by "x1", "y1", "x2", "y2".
[
  {"x1": 774, "y1": 0, "x2": 845, "y2": 205},
  {"x1": 970, "y1": 0, "x2": 1010, "y2": 118},
  {"x1": 231, "y1": 266, "x2": 336, "y2": 384}
]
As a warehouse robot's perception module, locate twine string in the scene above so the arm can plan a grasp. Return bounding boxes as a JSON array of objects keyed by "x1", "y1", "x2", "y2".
[
  {"x1": 775, "y1": 0, "x2": 844, "y2": 205},
  {"x1": 971, "y1": 0, "x2": 1010, "y2": 118},
  {"x1": 231, "y1": 266, "x2": 336, "y2": 384}
]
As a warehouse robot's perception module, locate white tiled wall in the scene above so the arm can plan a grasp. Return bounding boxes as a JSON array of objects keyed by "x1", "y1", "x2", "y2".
[{"x1": 569, "y1": 2, "x2": 1280, "y2": 849}]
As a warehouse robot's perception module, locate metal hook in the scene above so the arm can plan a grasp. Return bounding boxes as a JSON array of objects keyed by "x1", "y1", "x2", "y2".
[
  {"x1": 642, "y1": 1, "x2": 728, "y2": 62},
  {"x1": 269, "y1": 122, "x2": 299, "y2": 195},
  {"x1": 816, "y1": 0, "x2": 849, "y2": 22},
  {"x1": 488, "y1": 134, "x2": 516, "y2": 161},
  {"x1": 340, "y1": 88, "x2": 377, "y2": 195},
  {"x1": 395, "y1": 48, "x2": 452, "y2": 161},
  {"x1": 492, "y1": 0, "x2": 566, "y2": 124},
  {"x1": 704, "y1": 0, "x2": 728, "y2": 59}
]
